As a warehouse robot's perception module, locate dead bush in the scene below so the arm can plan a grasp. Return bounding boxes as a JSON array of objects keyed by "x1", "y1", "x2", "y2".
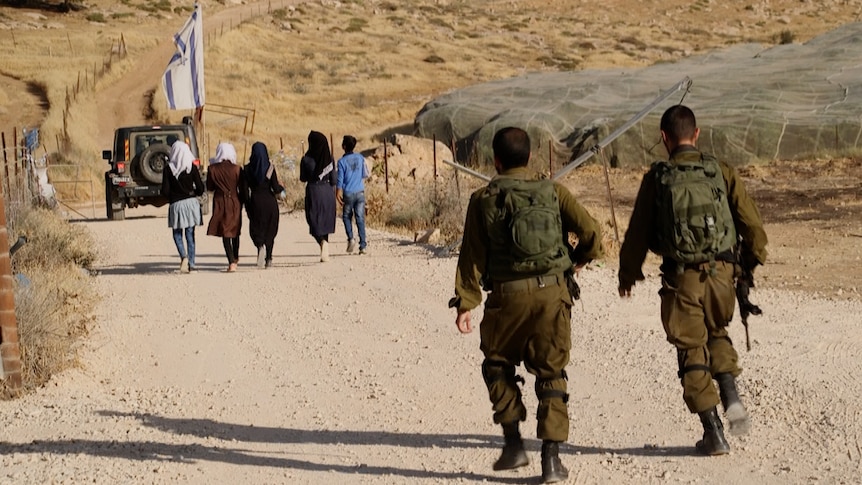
[
  {"x1": 365, "y1": 174, "x2": 479, "y2": 244},
  {"x1": 1, "y1": 206, "x2": 98, "y2": 398}
]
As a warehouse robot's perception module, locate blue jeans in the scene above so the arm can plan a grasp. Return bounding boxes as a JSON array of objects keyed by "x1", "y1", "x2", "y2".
[
  {"x1": 342, "y1": 190, "x2": 367, "y2": 249},
  {"x1": 172, "y1": 227, "x2": 196, "y2": 267}
]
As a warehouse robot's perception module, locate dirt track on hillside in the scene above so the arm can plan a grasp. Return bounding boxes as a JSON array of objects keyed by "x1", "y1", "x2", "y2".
[
  {"x1": 94, "y1": 0, "x2": 294, "y2": 148},
  {"x1": 0, "y1": 206, "x2": 860, "y2": 484}
]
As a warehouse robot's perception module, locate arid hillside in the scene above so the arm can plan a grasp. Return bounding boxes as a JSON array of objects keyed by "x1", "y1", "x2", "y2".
[{"x1": 1, "y1": 0, "x2": 861, "y2": 162}]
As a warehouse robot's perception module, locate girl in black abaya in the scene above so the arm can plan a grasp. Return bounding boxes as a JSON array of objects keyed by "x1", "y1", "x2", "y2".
[
  {"x1": 245, "y1": 141, "x2": 284, "y2": 268},
  {"x1": 299, "y1": 131, "x2": 337, "y2": 262}
]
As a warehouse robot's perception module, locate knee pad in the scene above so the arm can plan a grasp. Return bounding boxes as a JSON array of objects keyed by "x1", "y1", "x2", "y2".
[
  {"x1": 676, "y1": 348, "x2": 711, "y2": 379},
  {"x1": 535, "y1": 370, "x2": 569, "y2": 403}
]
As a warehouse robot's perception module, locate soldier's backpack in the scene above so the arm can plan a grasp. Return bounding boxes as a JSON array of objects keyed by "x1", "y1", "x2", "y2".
[
  {"x1": 653, "y1": 154, "x2": 737, "y2": 268},
  {"x1": 480, "y1": 177, "x2": 571, "y2": 279}
]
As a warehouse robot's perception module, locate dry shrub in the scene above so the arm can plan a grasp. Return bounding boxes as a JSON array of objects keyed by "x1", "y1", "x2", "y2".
[
  {"x1": 1, "y1": 206, "x2": 99, "y2": 397},
  {"x1": 365, "y1": 174, "x2": 477, "y2": 244},
  {"x1": 12, "y1": 207, "x2": 97, "y2": 270},
  {"x1": 11, "y1": 265, "x2": 94, "y2": 393}
]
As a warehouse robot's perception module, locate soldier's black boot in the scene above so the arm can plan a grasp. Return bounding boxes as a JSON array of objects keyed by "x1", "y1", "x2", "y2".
[
  {"x1": 493, "y1": 422, "x2": 529, "y2": 471},
  {"x1": 716, "y1": 372, "x2": 751, "y2": 436},
  {"x1": 695, "y1": 407, "x2": 731, "y2": 456},
  {"x1": 540, "y1": 440, "x2": 568, "y2": 483}
]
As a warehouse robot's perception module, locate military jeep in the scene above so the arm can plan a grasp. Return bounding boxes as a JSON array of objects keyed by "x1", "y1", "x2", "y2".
[{"x1": 103, "y1": 118, "x2": 208, "y2": 220}]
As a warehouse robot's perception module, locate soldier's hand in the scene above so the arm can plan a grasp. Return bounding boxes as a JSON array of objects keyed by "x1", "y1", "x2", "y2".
[{"x1": 455, "y1": 309, "x2": 472, "y2": 334}]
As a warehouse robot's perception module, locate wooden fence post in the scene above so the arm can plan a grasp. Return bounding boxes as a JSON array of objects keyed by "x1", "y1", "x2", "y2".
[
  {"x1": 12, "y1": 130, "x2": 20, "y2": 203},
  {"x1": 1, "y1": 132, "x2": 8, "y2": 196},
  {"x1": 432, "y1": 134, "x2": 437, "y2": 179},
  {"x1": 383, "y1": 138, "x2": 389, "y2": 194}
]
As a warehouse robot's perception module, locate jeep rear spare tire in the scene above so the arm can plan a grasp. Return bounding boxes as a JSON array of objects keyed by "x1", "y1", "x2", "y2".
[{"x1": 138, "y1": 143, "x2": 171, "y2": 184}]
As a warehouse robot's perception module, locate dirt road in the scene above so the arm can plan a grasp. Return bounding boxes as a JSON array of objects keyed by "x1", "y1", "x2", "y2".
[{"x1": 0, "y1": 206, "x2": 860, "y2": 484}]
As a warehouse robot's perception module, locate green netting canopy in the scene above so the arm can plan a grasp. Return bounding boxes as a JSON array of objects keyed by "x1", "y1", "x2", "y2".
[{"x1": 415, "y1": 22, "x2": 862, "y2": 170}]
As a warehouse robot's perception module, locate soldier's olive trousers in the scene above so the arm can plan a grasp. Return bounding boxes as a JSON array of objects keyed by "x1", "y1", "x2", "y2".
[
  {"x1": 479, "y1": 274, "x2": 573, "y2": 442},
  {"x1": 659, "y1": 260, "x2": 741, "y2": 413}
]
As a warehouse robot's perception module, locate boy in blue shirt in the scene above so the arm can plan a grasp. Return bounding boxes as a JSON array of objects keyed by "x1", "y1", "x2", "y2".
[{"x1": 336, "y1": 135, "x2": 369, "y2": 254}]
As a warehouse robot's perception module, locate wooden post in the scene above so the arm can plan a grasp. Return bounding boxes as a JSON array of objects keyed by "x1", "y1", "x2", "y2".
[
  {"x1": 383, "y1": 139, "x2": 389, "y2": 194},
  {"x1": 450, "y1": 137, "x2": 457, "y2": 170},
  {"x1": 1, "y1": 132, "x2": 8, "y2": 196},
  {"x1": 451, "y1": 137, "x2": 460, "y2": 202},
  {"x1": 12, "y1": 130, "x2": 19, "y2": 203},
  {"x1": 432, "y1": 134, "x2": 437, "y2": 179},
  {"x1": 599, "y1": 149, "x2": 620, "y2": 242},
  {"x1": 0, "y1": 188, "x2": 22, "y2": 392}
]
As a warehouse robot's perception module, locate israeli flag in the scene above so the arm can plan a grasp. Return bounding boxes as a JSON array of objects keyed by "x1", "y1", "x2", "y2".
[{"x1": 162, "y1": 4, "x2": 205, "y2": 110}]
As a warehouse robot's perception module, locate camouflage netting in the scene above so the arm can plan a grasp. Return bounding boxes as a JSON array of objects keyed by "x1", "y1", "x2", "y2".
[{"x1": 415, "y1": 22, "x2": 862, "y2": 171}]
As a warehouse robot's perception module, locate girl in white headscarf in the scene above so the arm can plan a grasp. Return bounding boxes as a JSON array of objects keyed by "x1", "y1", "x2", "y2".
[
  {"x1": 206, "y1": 142, "x2": 246, "y2": 272},
  {"x1": 162, "y1": 140, "x2": 204, "y2": 273}
]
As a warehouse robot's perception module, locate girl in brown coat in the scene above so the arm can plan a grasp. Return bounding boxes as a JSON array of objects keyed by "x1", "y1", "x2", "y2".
[{"x1": 206, "y1": 142, "x2": 246, "y2": 272}]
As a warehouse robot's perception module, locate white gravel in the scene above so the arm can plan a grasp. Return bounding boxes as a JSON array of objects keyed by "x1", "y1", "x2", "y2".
[{"x1": 1, "y1": 206, "x2": 860, "y2": 484}]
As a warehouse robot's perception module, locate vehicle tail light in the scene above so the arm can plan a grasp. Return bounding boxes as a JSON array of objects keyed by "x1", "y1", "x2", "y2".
[
  {"x1": 117, "y1": 162, "x2": 126, "y2": 174},
  {"x1": 192, "y1": 159, "x2": 200, "y2": 168}
]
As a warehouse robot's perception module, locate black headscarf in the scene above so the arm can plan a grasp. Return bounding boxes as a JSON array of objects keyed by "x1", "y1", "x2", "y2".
[
  {"x1": 247, "y1": 141, "x2": 271, "y2": 186},
  {"x1": 305, "y1": 131, "x2": 333, "y2": 179}
]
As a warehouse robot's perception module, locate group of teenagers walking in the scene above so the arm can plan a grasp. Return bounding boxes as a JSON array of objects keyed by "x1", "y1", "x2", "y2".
[
  {"x1": 162, "y1": 131, "x2": 369, "y2": 273},
  {"x1": 451, "y1": 105, "x2": 768, "y2": 483}
]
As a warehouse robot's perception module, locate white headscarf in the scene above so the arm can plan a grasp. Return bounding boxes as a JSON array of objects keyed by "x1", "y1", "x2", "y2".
[
  {"x1": 169, "y1": 141, "x2": 194, "y2": 177},
  {"x1": 210, "y1": 142, "x2": 237, "y2": 165}
]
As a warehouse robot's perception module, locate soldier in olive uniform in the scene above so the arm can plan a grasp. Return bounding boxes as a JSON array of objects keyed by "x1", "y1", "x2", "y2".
[
  {"x1": 618, "y1": 105, "x2": 768, "y2": 455},
  {"x1": 451, "y1": 127, "x2": 603, "y2": 483}
]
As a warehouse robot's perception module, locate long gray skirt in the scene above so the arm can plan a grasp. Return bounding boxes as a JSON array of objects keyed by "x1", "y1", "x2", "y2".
[{"x1": 167, "y1": 197, "x2": 202, "y2": 229}]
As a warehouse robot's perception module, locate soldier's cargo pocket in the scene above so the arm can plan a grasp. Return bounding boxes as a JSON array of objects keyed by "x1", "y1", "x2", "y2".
[
  {"x1": 479, "y1": 298, "x2": 503, "y2": 355},
  {"x1": 711, "y1": 270, "x2": 736, "y2": 328},
  {"x1": 659, "y1": 275, "x2": 681, "y2": 341}
]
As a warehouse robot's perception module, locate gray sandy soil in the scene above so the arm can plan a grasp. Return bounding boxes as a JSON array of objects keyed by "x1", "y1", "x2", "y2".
[{"x1": 1, "y1": 205, "x2": 860, "y2": 484}]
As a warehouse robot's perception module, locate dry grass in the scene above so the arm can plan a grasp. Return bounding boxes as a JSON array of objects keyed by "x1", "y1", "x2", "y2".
[{"x1": 1, "y1": 206, "x2": 98, "y2": 397}]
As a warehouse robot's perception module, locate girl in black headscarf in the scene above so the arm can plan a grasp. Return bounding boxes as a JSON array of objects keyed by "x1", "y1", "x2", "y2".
[
  {"x1": 244, "y1": 141, "x2": 284, "y2": 268},
  {"x1": 299, "y1": 131, "x2": 337, "y2": 262}
]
